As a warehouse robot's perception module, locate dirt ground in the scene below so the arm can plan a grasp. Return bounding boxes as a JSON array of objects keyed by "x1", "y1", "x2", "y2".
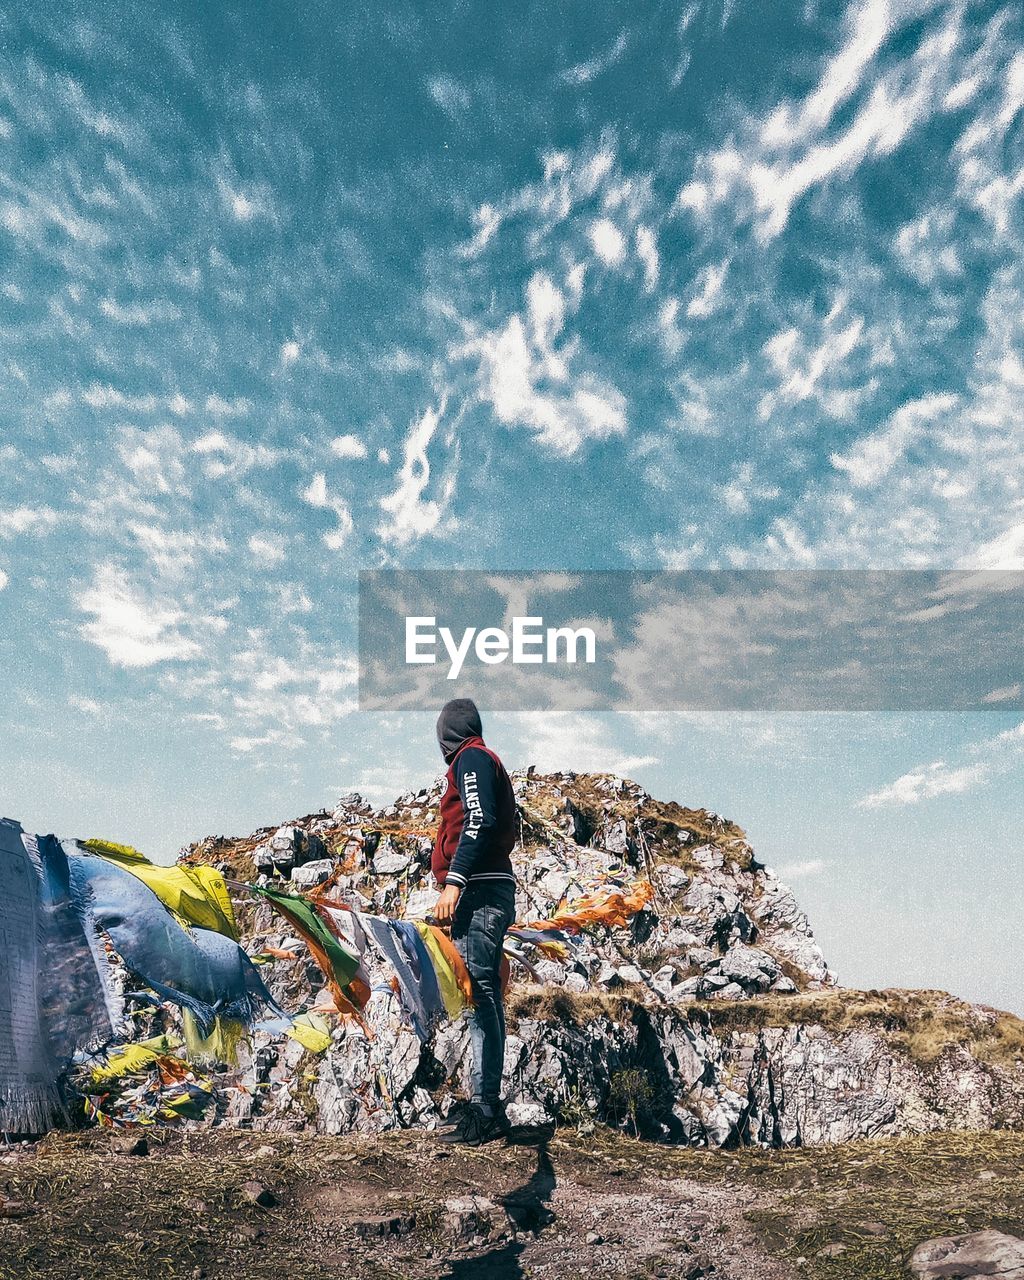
[{"x1": 0, "y1": 1126, "x2": 1021, "y2": 1280}]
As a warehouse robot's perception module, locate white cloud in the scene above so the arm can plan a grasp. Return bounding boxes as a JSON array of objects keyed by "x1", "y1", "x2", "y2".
[
  {"x1": 955, "y1": 49, "x2": 1024, "y2": 239},
  {"x1": 679, "y1": 3, "x2": 979, "y2": 241},
  {"x1": 226, "y1": 641, "x2": 359, "y2": 732},
  {"x1": 280, "y1": 340, "x2": 301, "y2": 366},
  {"x1": 115, "y1": 425, "x2": 188, "y2": 495},
  {"x1": 968, "y1": 520, "x2": 1024, "y2": 569},
  {"x1": 301, "y1": 472, "x2": 329, "y2": 508},
  {"x1": 204, "y1": 394, "x2": 250, "y2": 418},
  {"x1": 276, "y1": 582, "x2": 313, "y2": 613},
  {"x1": 774, "y1": 859, "x2": 826, "y2": 880},
  {"x1": 0, "y1": 568, "x2": 7, "y2": 591},
  {"x1": 686, "y1": 260, "x2": 728, "y2": 319},
  {"x1": 129, "y1": 523, "x2": 227, "y2": 576},
  {"x1": 68, "y1": 694, "x2": 105, "y2": 717},
  {"x1": 526, "y1": 274, "x2": 565, "y2": 349},
  {"x1": 860, "y1": 760, "x2": 993, "y2": 808},
  {"x1": 749, "y1": 267, "x2": 1024, "y2": 568},
  {"x1": 0, "y1": 506, "x2": 59, "y2": 538},
  {"x1": 982, "y1": 682, "x2": 1021, "y2": 704},
  {"x1": 248, "y1": 533, "x2": 288, "y2": 566},
  {"x1": 831, "y1": 393, "x2": 958, "y2": 487},
  {"x1": 216, "y1": 175, "x2": 271, "y2": 224},
  {"x1": 300, "y1": 471, "x2": 353, "y2": 549},
  {"x1": 464, "y1": 202, "x2": 503, "y2": 256},
  {"x1": 758, "y1": 295, "x2": 887, "y2": 426},
  {"x1": 466, "y1": 272, "x2": 627, "y2": 456},
  {"x1": 229, "y1": 730, "x2": 292, "y2": 754},
  {"x1": 99, "y1": 296, "x2": 179, "y2": 326},
  {"x1": 588, "y1": 217, "x2": 626, "y2": 266},
  {"x1": 427, "y1": 74, "x2": 471, "y2": 115},
  {"x1": 82, "y1": 384, "x2": 173, "y2": 413},
  {"x1": 377, "y1": 401, "x2": 456, "y2": 547},
  {"x1": 191, "y1": 430, "x2": 283, "y2": 477},
  {"x1": 859, "y1": 717, "x2": 1024, "y2": 809},
  {"x1": 78, "y1": 563, "x2": 200, "y2": 668},
  {"x1": 722, "y1": 462, "x2": 781, "y2": 514},
  {"x1": 893, "y1": 208, "x2": 963, "y2": 283},
  {"x1": 635, "y1": 225, "x2": 659, "y2": 290},
  {"x1": 559, "y1": 31, "x2": 628, "y2": 86},
  {"x1": 508, "y1": 710, "x2": 659, "y2": 778},
  {"x1": 330, "y1": 434, "x2": 368, "y2": 460}
]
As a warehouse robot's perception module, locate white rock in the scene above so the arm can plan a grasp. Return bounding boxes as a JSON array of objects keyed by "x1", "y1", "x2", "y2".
[
  {"x1": 616, "y1": 964, "x2": 647, "y2": 986},
  {"x1": 707, "y1": 981, "x2": 747, "y2": 1000},
  {"x1": 909, "y1": 1229, "x2": 1024, "y2": 1279},
  {"x1": 652, "y1": 965, "x2": 677, "y2": 995},
  {"x1": 290, "y1": 859, "x2": 334, "y2": 888},
  {"x1": 717, "y1": 944, "x2": 781, "y2": 987},
  {"x1": 373, "y1": 839, "x2": 412, "y2": 875},
  {"x1": 704, "y1": 1089, "x2": 746, "y2": 1145},
  {"x1": 403, "y1": 886, "x2": 439, "y2": 919},
  {"x1": 505, "y1": 1101, "x2": 552, "y2": 1128},
  {"x1": 672, "y1": 976, "x2": 702, "y2": 998}
]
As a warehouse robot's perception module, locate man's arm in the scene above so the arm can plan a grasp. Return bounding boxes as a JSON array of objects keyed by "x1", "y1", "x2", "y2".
[{"x1": 444, "y1": 748, "x2": 501, "y2": 889}]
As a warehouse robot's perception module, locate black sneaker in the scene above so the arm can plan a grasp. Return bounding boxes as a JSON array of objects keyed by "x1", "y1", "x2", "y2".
[
  {"x1": 437, "y1": 1104, "x2": 506, "y2": 1146},
  {"x1": 438, "y1": 1101, "x2": 471, "y2": 1131}
]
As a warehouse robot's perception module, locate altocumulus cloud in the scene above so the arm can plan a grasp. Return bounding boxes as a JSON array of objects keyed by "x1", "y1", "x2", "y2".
[
  {"x1": 860, "y1": 722, "x2": 1024, "y2": 808},
  {"x1": 77, "y1": 564, "x2": 200, "y2": 669}
]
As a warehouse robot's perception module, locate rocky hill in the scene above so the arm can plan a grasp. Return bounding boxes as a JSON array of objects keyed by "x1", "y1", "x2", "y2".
[{"x1": 181, "y1": 770, "x2": 1024, "y2": 1147}]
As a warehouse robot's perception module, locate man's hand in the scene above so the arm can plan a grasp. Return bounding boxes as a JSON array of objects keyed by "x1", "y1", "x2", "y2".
[{"x1": 434, "y1": 883, "x2": 462, "y2": 926}]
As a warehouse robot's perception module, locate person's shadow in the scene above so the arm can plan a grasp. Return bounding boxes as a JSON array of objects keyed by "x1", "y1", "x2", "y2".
[{"x1": 441, "y1": 1137, "x2": 557, "y2": 1279}]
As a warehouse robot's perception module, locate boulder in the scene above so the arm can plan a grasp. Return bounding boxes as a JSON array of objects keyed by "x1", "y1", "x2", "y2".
[
  {"x1": 290, "y1": 859, "x2": 334, "y2": 888},
  {"x1": 909, "y1": 1229, "x2": 1024, "y2": 1279},
  {"x1": 372, "y1": 839, "x2": 412, "y2": 875},
  {"x1": 445, "y1": 1196, "x2": 502, "y2": 1240}
]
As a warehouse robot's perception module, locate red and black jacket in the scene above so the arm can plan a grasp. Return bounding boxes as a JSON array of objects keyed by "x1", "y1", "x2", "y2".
[{"x1": 432, "y1": 736, "x2": 517, "y2": 889}]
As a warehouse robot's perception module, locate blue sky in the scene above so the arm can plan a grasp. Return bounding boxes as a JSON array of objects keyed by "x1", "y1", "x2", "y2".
[{"x1": 1, "y1": 1, "x2": 1022, "y2": 1013}]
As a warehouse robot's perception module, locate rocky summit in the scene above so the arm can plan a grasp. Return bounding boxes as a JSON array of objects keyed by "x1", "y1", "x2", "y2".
[{"x1": 181, "y1": 769, "x2": 1024, "y2": 1147}]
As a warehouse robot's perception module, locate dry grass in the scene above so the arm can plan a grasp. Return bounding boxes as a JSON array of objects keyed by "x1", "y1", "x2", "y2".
[
  {"x1": 551, "y1": 1128, "x2": 1024, "y2": 1279},
  {"x1": 672, "y1": 988, "x2": 1024, "y2": 1070},
  {"x1": 506, "y1": 985, "x2": 1024, "y2": 1073},
  {"x1": 709, "y1": 1130, "x2": 1024, "y2": 1280},
  {"x1": 518, "y1": 772, "x2": 756, "y2": 876},
  {"x1": 3, "y1": 1126, "x2": 1022, "y2": 1280},
  {"x1": 506, "y1": 985, "x2": 637, "y2": 1026}
]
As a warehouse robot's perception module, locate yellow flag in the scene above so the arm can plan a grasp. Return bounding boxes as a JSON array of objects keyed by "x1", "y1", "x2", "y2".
[{"x1": 84, "y1": 839, "x2": 238, "y2": 939}]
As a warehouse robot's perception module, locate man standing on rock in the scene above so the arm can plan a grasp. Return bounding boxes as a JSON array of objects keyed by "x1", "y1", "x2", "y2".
[{"x1": 431, "y1": 698, "x2": 518, "y2": 1145}]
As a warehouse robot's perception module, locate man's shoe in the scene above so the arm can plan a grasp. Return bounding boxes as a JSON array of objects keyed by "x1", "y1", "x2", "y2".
[
  {"x1": 437, "y1": 1104, "x2": 506, "y2": 1146},
  {"x1": 439, "y1": 1101, "x2": 468, "y2": 1130}
]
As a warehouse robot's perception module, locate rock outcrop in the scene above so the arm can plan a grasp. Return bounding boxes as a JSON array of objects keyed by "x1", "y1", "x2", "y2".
[
  {"x1": 181, "y1": 770, "x2": 1024, "y2": 1146},
  {"x1": 910, "y1": 1229, "x2": 1024, "y2": 1279}
]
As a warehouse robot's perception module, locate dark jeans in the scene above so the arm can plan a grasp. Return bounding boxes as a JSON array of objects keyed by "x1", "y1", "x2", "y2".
[{"x1": 451, "y1": 879, "x2": 516, "y2": 1106}]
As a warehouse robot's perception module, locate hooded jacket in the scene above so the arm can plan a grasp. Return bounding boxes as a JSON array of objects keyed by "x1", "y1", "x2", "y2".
[{"x1": 431, "y1": 734, "x2": 517, "y2": 889}]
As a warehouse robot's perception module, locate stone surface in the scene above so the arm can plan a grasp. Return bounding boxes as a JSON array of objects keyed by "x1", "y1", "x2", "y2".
[
  {"x1": 290, "y1": 858, "x2": 334, "y2": 888},
  {"x1": 239, "y1": 1181, "x2": 277, "y2": 1208},
  {"x1": 909, "y1": 1229, "x2": 1024, "y2": 1279}
]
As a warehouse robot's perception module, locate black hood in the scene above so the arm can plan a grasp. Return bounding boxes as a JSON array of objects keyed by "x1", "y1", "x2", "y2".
[{"x1": 436, "y1": 698, "x2": 483, "y2": 762}]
